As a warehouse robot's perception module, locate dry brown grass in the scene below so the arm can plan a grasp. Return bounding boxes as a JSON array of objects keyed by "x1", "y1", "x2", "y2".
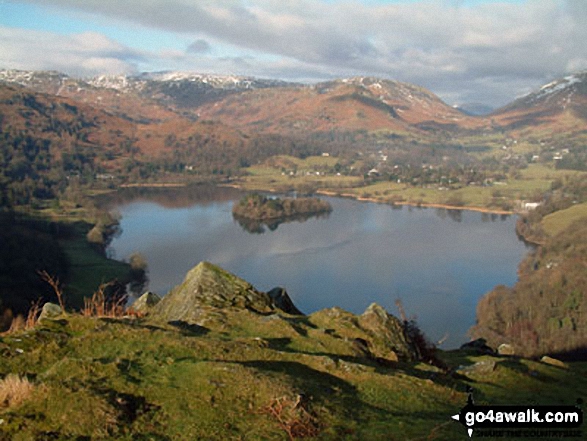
[
  {"x1": 82, "y1": 283, "x2": 127, "y2": 318},
  {"x1": 6, "y1": 298, "x2": 42, "y2": 334},
  {"x1": 38, "y1": 270, "x2": 66, "y2": 311},
  {"x1": 7, "y1": 314, "x2": 25, "y2": 333},
  {"x1": 262, "y1": 395, "x2": 321, "y2": 440},
  {"x1": 0, "y1": 374, "x2": 35, "y2": 408},
  {"x1": 25, "y1": 298, "x2": 42, "y2": 329}
]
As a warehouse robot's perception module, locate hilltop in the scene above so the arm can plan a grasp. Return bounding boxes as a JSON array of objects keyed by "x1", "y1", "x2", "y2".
[
  {"x1": 194, "y1": 77, "x2": 485, "y2": 134},
  {"x1": 1, "y1": 262, "x2": 585, "y2": 440}
]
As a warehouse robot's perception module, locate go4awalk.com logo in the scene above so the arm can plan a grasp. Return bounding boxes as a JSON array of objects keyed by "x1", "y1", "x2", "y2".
[{"x1": 451, "y1": 391, "x2": 583, "y2": 438}]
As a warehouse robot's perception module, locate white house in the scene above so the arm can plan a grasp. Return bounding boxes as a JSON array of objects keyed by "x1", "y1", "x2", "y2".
[{"x1": 523, "y1": 202, "x2": 541, "y2": 211}]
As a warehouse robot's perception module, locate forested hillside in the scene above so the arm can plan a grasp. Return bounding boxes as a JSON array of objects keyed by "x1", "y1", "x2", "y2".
[{"x1": 473, "y1": 175, "x2": 587, "y2": 358}]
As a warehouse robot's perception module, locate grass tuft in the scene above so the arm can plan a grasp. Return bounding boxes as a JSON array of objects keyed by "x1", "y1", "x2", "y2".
[
  {"x1": 261, "y1": 395, "x2": 322, "y2": 440},
  {"x1": 0, "y1": 374, "x2": 36, "y2": 408},
  {"x1": 82, "y1": 283, "x2": 127, "y2": 318}
]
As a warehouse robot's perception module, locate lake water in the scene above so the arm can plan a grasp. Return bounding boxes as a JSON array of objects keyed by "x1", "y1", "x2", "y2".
[{"x1": 103, "y1": 185, "x2": 531, "y2": 348}]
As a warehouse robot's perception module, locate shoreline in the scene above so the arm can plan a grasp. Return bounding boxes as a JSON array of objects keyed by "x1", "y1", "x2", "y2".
[
  {"x1": 119, "y1": 183, "x2": 187, "y2": 188},
  {"x1": 219, "y1": 183, "x2": 514, "y2": 216}
]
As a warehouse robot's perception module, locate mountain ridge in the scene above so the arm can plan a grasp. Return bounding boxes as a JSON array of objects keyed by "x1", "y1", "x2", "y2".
[{"x1": 2, "y1": 67, "x2": 587, "y2": 137}]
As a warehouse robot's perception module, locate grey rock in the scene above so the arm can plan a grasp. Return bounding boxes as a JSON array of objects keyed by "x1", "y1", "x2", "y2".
[
  {"x1": 337, "y1": 359, "x2": 367, "y2": 373},
  {"x1": 38, "y1": 303, "x2": 63, "y2": 322},
  {"x1": 497, "y1": 343, "x2": 515, "y2": 356},
  {"x1": 358, "y1": 303, "x2": 418, "y2": 362},
  {"x1": 460, "y1": 338, "x2": 494, "y2": 354},
  {"x1": 540, "y1": 356, "x2": 568, "y2": 369},
  {"x1": 457, "y1": 360, "x2": 497, "y2": 376},
  {"x1": 131, "y1": 291, "x2": 161, "y2": 313},
  {"x1": 152, "y1": 262, "x2": 276, "y2": 323},
  {"x1": 267, "y1": 287, "x2": 303, "y2": 315}
]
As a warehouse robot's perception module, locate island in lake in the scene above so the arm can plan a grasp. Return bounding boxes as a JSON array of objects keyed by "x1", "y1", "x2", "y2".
[{"x1": 232, "y1": 193, "x2": 332, "y2": 233}]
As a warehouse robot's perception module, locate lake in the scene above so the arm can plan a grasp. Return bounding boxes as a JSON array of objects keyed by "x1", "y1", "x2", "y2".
[{"x1": 103, "y1": 185, "x2": 531, "y2": 348}]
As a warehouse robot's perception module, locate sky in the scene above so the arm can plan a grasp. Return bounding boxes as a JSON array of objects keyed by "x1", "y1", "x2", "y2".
[{"x1": 0, "y1": 0, "x2": 586, "y2": 108}]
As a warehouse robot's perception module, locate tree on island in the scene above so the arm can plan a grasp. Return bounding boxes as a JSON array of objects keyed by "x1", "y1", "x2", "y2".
[{"x1": 232, "y1": 193, "x2": 332, "y2": 221}]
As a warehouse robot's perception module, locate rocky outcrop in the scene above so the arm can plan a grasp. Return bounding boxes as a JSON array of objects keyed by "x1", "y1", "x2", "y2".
[
  {"x1": 310, "y1": 303, "x2": 421, "y2": 363},
  {"x1": 457, "y1": 360, "x2": 498, "y2": 376},
  {"x1": 150, "y1": 263, "x2": 424, "y2": 363},
  {"x1": 130, "y1": 292, "x2": 161, "y2": 314},
  {"x1": 460, "y1": 338, "x2": 494, "y2": 355},
  {"x1": 267, "y1": 287, "x2": 303, "y2": 315},
  {"x1": 151, "y1": 262, "x2": 302, "y2": 324},
  {"x1": 358, "y1": 303, "x2": 420, "y2": 362}
]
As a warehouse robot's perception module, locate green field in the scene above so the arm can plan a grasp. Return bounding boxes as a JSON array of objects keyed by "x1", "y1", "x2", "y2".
[
  {"x1": 243, "y1": 159, "x2": 363, "y2": 193},
  {"x1": 238, "y1": 162, "x2": 587, "y2": 213},
  {"x1": 36, "y1": 207, "x2": 131, "y2": 309},
  {"x1": 542, "y1": 202, "x2": 587, "y2": 237},
  {"x1": 59, "y1": 225, "x2": 130, "y2": 309}
]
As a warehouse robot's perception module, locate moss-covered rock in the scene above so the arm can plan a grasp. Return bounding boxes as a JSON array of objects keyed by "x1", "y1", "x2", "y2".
[
  {"x1": 309, "y1": 303, "x2": 420, "y2": 363},
  {"x1": 152, "y1": 262, "x2": 281, "y2": 323},
  {"x1": 358, "y1": 303, "x2": 420, "y2": 362}
]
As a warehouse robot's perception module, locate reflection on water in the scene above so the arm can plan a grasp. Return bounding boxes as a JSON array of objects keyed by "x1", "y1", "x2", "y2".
[
  {"x1": 95, "y1": 184, "x2": 242, "y2": 210},
  {"x1": 233, "y1": 211, "x2": 332, "y2": 234},
  {"x1": 105, "y1": 185, "x2": 531, "y2": 348}
]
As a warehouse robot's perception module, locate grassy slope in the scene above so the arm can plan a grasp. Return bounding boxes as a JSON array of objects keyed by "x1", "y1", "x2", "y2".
[
  {"x1": 541, "y1": 202, "x2": 587, "y2": 237},
  {"x1": 38, "y1": 207, "x2": 131, "y2": 309},
  {"x1": 1, "y1": 311, "x2": 586, "y2": 440},
  {"x1": 59, "y1": 226, "x2": 130, "y2": 309}
]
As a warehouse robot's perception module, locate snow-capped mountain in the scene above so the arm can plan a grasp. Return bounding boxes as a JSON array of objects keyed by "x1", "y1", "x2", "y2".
[
  {"x1": 498, "y1": 72, "x2": 587, "y2": 114},
  {"x1": 87, "y1": 71, "x2": 295, "y2": 92},
  {"x1": 0, "y1": 69, "x2": 298, "y2": 111},
  {"x1": 0, "y1": 69, "x2": 77, "y2": 95},
  {"x1": 2, "y1": 68, "x2": 586, "y2": 134},
  {"x1": 489, "y1": 72, "x2": 587, "y2": 132}
]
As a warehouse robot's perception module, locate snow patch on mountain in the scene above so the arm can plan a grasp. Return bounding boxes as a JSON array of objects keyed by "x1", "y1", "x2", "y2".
[{"x1": 522, "y1": 72, "x2": 587, "y2": 105}]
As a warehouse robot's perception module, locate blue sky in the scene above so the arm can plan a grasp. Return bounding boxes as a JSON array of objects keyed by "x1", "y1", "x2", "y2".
[{"x1": 0, "y1": 0, "x2": 585, "y2": 107}]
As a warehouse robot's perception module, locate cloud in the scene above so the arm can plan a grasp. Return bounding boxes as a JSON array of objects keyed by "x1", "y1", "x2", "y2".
[
  {"x1": 9, "y1": 0, "x2": 587, "y2": 106},
  {"x1": 0, "y1": 27, "x2": 142, "y2": 76},
  {"x1": 187, "y1": 39, "x2": 211, "y2": 54}
]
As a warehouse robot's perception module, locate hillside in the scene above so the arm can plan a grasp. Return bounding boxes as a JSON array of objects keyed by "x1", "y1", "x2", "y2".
[
  {"x1": 0, "y1": 82, "x2": 258, "y2": 183},
  {"x1": 491, "y1": 72, "x2": 587, "y2": 134},
  {"x1": 0, "y1": 69, "x2": 296, "y2": 124},
  {"x1": 0, "y1": 83, "x2": 142, "y2": 206},
  {"x1": 0, "y1": 83, "x2": 136, "y2": 155},
  {"x1": 0, "y1": 69, "x2": 180, "y2": 124},
  {"x1": 1, "y1": 262, "x2": 585, "y2": 440},
  {"x1": 472, "y1": 175, "x2": 587, "y2": 358},
  {"x1": 195, "y1": 77, "x2": 485, "y2": 135},
  {"x1": 1, "y1": 70, "x2": 485, "y2": 137}
]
